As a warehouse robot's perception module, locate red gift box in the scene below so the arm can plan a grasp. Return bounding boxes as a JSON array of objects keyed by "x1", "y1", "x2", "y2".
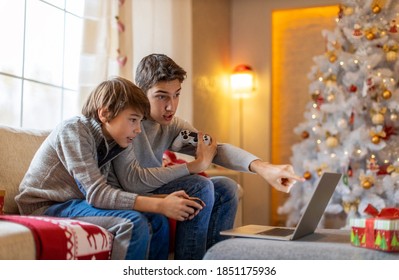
[{"x1": 350, "y1": 205, "x2": 399, "y2": 252}]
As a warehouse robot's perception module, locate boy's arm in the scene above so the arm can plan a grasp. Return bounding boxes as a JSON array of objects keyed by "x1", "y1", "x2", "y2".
[
  {"x1": 111, "y1": 145, "x2": 190, "y2": 194},
  {"x1": 112, "y1": 133, "x2": 217, "y2": 194},
  {"x1": 177, "y1": 142, "x2": 260, "y2": 172},
  {"x1": 171, "y1": 119, "x2": 304, "y2": 191},
  {"x1": 171, "y1": 117, "x2": 259, "y2": 172}
]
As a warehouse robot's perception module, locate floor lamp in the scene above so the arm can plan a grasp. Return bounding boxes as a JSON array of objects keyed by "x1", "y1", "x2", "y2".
[{"x1": 230, "y1": 64, "x2": 255, "y2": 148}]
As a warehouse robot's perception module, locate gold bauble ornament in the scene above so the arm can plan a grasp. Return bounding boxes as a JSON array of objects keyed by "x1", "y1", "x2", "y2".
[
  {"x1": 366, "y1": 32, "x2": 375, "y2": 40},
  {"x1": 329, "y1": 54, "x2": 337, "y2": 63},
  {"x1": 303, "y1": 171, "x2": 312, "y2": 180},
  {"x1": 372, "y1": 113, "x2": 385, "y2": 125},
  {"x1": 372, "y1": 4, "x2": 381, "y2": 14},
  {"x1": 360, "y1": 173, "x2": 375, "y2": 189},
  {"x1": 390, "y1": 113, "x2": 398, "y2": 121},
  {"x1": 326, "y1": 136, "x2": 339, "y2": 148},
  {"x1": 386, "y1": 51, "x2": 397, "y2": 62},
  {"x1": 371, "y1": 135, "x2": 380, "y2": 144},
  {"x1": 362, "y1": 180, "x2": 373, "y2": 189},
  {"x1": 382, "y1": 89, "x2": 392, "y2": 99}
]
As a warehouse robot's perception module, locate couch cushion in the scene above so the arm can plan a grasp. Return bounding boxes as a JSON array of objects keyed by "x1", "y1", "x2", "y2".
[{"x1": 0, "y1": 125, "x2": 49, "y2": 214}]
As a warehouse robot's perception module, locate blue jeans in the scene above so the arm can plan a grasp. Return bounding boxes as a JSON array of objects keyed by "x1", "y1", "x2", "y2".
[
  {"x1": 152, "y1": 174, "x2": 238, "y2": 259},
  {"x1": 43, "y1": 199, "x2": 169, "y2": 260}
]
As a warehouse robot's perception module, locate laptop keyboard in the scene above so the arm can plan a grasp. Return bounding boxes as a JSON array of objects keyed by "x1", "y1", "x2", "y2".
[{"x1": 258, "y1": 228, "x2": 294, "y2": 236}]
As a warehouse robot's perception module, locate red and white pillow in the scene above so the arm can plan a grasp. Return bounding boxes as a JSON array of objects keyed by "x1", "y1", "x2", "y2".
[{"x1": 0, "y1": 215, "x2": 113, "y2": 260}]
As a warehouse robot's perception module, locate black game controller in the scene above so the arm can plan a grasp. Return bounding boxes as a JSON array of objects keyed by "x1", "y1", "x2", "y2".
[
  {"x1": 171, "y1": 130, "x2": 211, "y2": 150},
  {"x1": 187, "y1": 197, "x2": 205, "y2": 210}
]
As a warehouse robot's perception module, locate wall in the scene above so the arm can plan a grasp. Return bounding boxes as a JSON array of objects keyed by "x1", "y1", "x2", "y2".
[
  {"x1": 192, "y1": 0, "x2": 233, "y2": 143},
  {"x1": 132, "y1": 0, "x2": 193, "y2": 123}
]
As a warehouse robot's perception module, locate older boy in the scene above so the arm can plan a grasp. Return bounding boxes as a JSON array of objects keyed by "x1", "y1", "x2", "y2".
[
  {"x1": 112, "y1": 54, "x2": 304, "y2": 259},
  {"x1": 15, "y1": 76, "x2": 216, "y2": 259}
]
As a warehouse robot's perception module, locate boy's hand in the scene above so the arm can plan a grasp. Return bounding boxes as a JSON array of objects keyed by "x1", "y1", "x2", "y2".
[
  {"x1": 186, "y1": 196, "x2": 205, "y2": 220},
  {"x1": 249, "y1": 160, "x2": 305, "y2": 193},
  {"x1": 158, "y1": 190, "x2": 205, "y2": 221},
  {"x1": 186, "y1": 131, "x2": 217, "y2": 174}
]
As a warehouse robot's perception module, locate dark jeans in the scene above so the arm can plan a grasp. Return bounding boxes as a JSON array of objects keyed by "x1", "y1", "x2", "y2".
[{"x1": 152, "y1": 174, "x2": 239, "y2": 259}]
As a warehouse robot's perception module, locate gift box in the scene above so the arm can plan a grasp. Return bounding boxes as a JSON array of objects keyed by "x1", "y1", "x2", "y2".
[{"x1": 350, "y1": 205, "x2": 399, "y2": 252}]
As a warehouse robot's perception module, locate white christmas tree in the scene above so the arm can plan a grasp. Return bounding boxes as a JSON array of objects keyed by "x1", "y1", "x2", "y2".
[{"x1": 279, "y1": 0, "x2": 399, "y2": 228}]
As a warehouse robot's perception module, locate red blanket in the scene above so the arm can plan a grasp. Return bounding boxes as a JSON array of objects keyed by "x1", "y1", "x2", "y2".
[{"x1": 0, "y1": 215, "x2": 113, "y2": 260}]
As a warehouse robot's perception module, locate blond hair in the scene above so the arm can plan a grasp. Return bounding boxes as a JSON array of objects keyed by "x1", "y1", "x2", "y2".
[{"x1": 82, "y1": 76, "x2": 150, "y2": 122}]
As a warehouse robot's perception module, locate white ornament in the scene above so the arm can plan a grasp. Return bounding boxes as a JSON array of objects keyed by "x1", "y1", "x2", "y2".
[{"x1": 337, "y1": 118, "x2": 348, "y2": 129}]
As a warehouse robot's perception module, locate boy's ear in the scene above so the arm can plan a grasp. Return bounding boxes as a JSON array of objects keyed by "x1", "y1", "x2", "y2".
[{"x1": 98, "y1": 108, "x2": 109, "y2": 123}]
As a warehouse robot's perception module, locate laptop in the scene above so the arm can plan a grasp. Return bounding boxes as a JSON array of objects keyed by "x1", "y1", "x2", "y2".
[{"x1": 220, "y1": 172, "x2": 342, "y2": 241}]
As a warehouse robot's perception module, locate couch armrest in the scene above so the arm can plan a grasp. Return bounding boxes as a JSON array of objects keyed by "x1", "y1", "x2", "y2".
[{"x1": 0, "y1": 221, "x2": 36, "y2": 259}]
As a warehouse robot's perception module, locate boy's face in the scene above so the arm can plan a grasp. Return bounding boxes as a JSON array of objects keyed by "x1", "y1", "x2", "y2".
[
  {"x1": 100, "y1": 107, "x2": 143, "y2": 148},
  {"x1": 146, "y1": 79, "x2": 181, "y2": 125}
]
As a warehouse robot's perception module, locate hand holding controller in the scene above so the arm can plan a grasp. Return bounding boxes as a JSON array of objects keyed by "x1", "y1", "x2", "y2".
[
  {"x1": 171, "y1": 130, "x2": 211, "y2": 150},
  {"x1": 186, "y1": 196, "x2": 205, "y2": 220}
]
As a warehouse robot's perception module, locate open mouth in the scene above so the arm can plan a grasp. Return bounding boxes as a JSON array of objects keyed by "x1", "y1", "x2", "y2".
[{"x1": 163, "y1": 114, "x2": 174, "y2": 121}]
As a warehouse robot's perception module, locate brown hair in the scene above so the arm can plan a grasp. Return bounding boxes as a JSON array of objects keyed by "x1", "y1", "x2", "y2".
[
  {"x1": 82, "y1": 76, "x2": 150, "y2": 122},
  {"x1": 135, "y1": 54, "x2": 187, "y2": 94}
]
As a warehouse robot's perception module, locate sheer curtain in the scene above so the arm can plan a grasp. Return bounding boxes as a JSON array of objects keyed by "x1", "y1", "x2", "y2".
[{"x1": 78, "y1": 0, "x2": 133, "y2": 103}]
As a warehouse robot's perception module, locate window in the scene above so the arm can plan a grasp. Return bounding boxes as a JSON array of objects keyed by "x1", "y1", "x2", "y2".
[{"x1": 0, "y1": 0, "x2": 85, "y2": 129}]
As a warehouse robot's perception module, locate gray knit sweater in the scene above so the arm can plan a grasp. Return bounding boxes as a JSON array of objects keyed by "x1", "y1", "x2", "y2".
[
  {"x1": 111, "y1": 117, "x2": 259, "y2": 194},
  {"x1": 15, "y1": 116, "x2": 139, "y2": 215}
]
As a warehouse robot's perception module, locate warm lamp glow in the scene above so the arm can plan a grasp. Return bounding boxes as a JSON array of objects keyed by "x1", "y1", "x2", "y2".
[{"x1": 230, "y1": 64, "x2": 254, "y2": 98}]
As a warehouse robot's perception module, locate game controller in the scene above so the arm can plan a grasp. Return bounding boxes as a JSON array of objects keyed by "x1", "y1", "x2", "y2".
[
  {"x1": 187, "y1": 196, "x2": 205, "y2": 210},
  {"x1": 171, "y1": 130, "x2": 211, "y2": 151}
]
